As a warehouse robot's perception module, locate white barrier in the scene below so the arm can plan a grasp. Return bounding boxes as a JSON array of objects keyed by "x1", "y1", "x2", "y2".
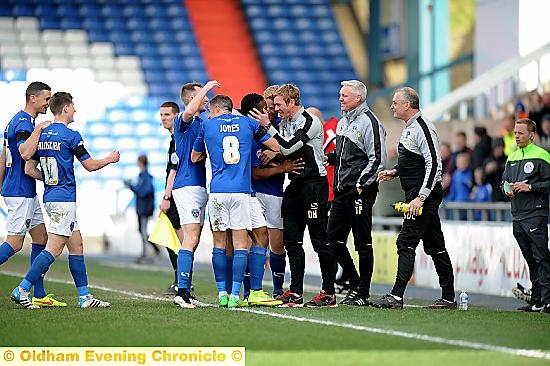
[{"x1": 415, "y1": 222, "x2": 537, "y2": 297}]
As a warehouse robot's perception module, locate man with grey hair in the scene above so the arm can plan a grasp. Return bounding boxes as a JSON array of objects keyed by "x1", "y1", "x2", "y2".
[
  {"x1": 325, "y1": 80, "x2": 387, "y2": 306},
  {"x1": 373, "y1": 87, "x2": 455, "y2": 309}
]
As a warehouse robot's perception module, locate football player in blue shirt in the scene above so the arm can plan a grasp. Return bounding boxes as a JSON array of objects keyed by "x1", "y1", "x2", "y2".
[
  {"x1": 10, "y1": 92, "x2": 120, "y2": 308},
  {"x1": 171, "y1": 81, "x2": 218, "y2": 308},
  {"x1": 0, "y1": 81, "x2": 66, "y2": 307},
  {"x1": 191, "y1": 94, "x2": 280, "y2": 308}
]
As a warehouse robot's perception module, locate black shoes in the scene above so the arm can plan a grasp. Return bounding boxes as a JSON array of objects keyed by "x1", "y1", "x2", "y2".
[
  {"x1": 517, "y1": 303, "x2": 544, "y2": 312},
  {"x1": 370, "y1": 294, "x2": 403, "y2": 309},
  {"x1": 426, "y1": 298, "x2": 457, "y2": 309},
  {"x1": 340, "y1": 288, "x2": 370, "y2": 306}
]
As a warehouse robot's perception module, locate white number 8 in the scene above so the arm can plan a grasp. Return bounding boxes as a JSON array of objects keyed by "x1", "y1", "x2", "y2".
[
  {"x1": 222, "y1": 136, "x2": 240, "y2": 164},
  {"x1": 39, "y1": 157, "x2": 59, "y2": 185}
]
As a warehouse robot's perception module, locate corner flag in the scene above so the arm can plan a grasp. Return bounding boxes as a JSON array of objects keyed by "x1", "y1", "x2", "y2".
[{"x1": 148, "y1": 212, "x2": 180, "y2": 253}]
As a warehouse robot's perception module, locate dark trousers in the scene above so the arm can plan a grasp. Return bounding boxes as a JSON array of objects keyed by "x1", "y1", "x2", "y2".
[
  {"x1": 328, "y1": 184, "x2": 377, "y2": 295},
  {"x1": 391, "y1": 195, "x2": 455, "y2": 301},
  {"x1": 138, "y1": 215, "x2": 160, "y2": 257},
  {"x1": 282, "y1": 179, "x2": 335, "y2": 294},
  {"x1": 513, "y1": 216, "x2": 550, "y2": 305}
]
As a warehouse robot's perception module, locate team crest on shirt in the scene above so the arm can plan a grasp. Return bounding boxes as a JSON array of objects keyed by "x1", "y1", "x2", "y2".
[
  {"x1": 25, "y1": 219, "x2": 31, "y2": 228},
  {"x1": 170, "y1": 152, "x2": 179, "y2": 165},
  {"x1": 191, "y1": 209, "x2": 200, "y2": 218},
  {"x1": 524, "y1": 162, "x2": 534, "y2": 174},
  {"x1": 352, "y1": 125, "x2": 362, "y2": 139}
]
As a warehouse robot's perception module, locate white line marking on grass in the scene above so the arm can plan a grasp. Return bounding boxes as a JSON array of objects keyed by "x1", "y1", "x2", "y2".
[{"x1": 2, "y1": 270, "x2": 548, "y2": 360}]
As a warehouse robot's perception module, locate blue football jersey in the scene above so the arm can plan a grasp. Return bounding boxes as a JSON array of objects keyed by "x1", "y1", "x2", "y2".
[
  {"x1": 251, "y1": 141, "x2": 285, "y2": 197},
  {"x1": 173, "y1": 114, "x2": 207, "y2": 189},
  {"x1": 2, "y1": 110, "x2": 37, "y2": 198},
  {"x1": 35, "y1": 122, "x2": 90, "y2": 202},
  {"x1": 193, "y1": 114, "x2": 270, "y2": 194}
]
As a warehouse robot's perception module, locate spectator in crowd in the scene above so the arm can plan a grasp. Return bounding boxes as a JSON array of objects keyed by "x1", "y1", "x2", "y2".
[
  {"x1": 471, "y1": 167, "x2": 493, "y2": 221},
  {"x1": 450, "y1": 131, "x2": 472, "y2": 172},
  {"x1": 125, "y1": 154, "x2": 159, "y2": 263},
  {"x1": 515, "y1": 101, "x2": 529, "y2": 120},
  {"x1": 537, "y1": 114, "x2": 550, "y2": 151},
  {"x1": 440, "y1": 142, "x2": 452, "y2": 196},
  {"x1": 482, "y1": 138, "x2": 508, "y2": 202},
  {"x1": 529, "y1": 92, "x2": 550, "y2": 137},
  {"x1": 472, "y1": 126, "x2": 492, "y2": 171},
  {"x1": 500, "y1": 115, "x2": 517, "y2": 156},
  {"x1": 446, "y1": 152, "x2": 473, "y2": 220}
]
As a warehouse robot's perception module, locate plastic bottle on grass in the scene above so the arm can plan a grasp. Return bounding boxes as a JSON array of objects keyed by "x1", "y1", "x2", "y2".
[{"x1": 458, "y1": 290, "x2": 468, "y2": 310}]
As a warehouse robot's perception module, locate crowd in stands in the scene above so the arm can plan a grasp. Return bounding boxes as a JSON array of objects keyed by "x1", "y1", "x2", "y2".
[{"x1": 441, "y1": 91, "x2": 550, "y2": 220}]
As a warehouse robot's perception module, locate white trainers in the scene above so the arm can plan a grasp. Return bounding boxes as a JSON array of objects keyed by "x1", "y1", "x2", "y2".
[
  {"x1": 174, "y1": 289, "x2": 195, "y2": 309},
  {"x1": 79, "y1": 294, "x2": 111, "y2": 308},
  {"x1": 11, "y1": 286, "x2": 39, "y2": 309}
]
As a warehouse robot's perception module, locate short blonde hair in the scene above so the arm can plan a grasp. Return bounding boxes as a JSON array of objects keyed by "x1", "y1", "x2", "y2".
[
  {"x1": 275, "y1": 84, "x2": 300, "y2": 105},
  {"x1": 263, "y1": 85, "x2": 279, "y2": 101}
]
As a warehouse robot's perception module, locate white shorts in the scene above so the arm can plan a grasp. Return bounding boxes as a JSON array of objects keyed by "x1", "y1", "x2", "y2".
[
  {"x1": 4, "y1": 196, "x2": 45, "y2": 235},
  {"x1": 208, "y1": 193, "x2": 251, "y2": 231},
  {"x1": 256, "y1": 192, "x2": 283, "y2": 229},
  {"x1": 172, "y1": 186, "x2": 208, "y2": 225},
  {"x1": 250, "y1": 195, "x2": 267, "y2": 229},
  {"x1": 44, "y1": 202, "x2": 80, "y2": 237}
]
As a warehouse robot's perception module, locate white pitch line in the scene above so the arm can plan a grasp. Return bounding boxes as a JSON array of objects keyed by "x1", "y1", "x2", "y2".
[{"x1": 1, "y1": 270, "x2": 549, "y2": 360}]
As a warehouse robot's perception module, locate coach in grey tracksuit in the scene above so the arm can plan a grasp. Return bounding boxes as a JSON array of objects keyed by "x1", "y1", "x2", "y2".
[
  {"x1": 326, "y1": 80, "x2": 387, "y2": 305},
  {"x1": 372, "y1": 87, "x2": 455, "y2": 309}
]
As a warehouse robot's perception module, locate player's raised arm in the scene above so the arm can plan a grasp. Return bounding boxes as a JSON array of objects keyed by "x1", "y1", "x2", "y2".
[
  {"x1": 81, "y1": 150, "x2": 120, "y2": 172},
  {"x1": 183, "y1": 80, "x2": 220, "y2": 122}
]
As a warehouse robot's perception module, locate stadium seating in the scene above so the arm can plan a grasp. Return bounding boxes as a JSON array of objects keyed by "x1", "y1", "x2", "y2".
[
  {"x1": 242, "y1": 0, "x2": 357, "y2": 116},
  {"x1": 0, "y1": 0, "x2": 208, "y2": 204}
]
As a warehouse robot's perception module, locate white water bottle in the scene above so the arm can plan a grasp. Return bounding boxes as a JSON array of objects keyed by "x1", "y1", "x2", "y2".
[{"x1": 458, "y1": 290, "x2": 468, "y2": 310}]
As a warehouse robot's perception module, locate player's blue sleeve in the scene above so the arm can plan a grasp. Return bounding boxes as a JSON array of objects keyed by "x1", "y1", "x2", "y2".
[
  {"x1": 175, "y1": 113, "x2": 193, "y2": 133},
  {"x1": 70, "y1": 131, "x2": 91, "y2": 161},
  {"x1": 251, "y1": 144, "x2": 261, "y2": 168},
  {"x1": 192, "y1": 123, "x2": 206, "y2": 153},
  {"x1": 15, "y1": 120, "x2": 33, "y2": 146}
]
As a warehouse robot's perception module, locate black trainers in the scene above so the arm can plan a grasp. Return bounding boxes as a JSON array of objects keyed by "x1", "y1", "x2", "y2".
[
  {"x1": 512, "y1": 282, "x2": 532, "y2": 303},
  {"x1": 277, "y1": 290, "x2": 304, "y2": 307},
  {"x1": 304, "y1": 290, "x2": 337, "y2": 307},
  {"x1": 164, "y1": 282, "x2": 178, "y2": 295},
  {"x1": 340, "y1": 288, "x2": 360, "y2": 305},
  {"x1": 370, "y1": 294, "x2": 403, "y2": 309},
  {"x1": 541, "y1": 305, "x2": 550, "y2": 314},
  {"x1": 517, "y1": 303, "x2": 544, "y2": 312},
  {"x1": 426, "y1": 298, "x2": 457, "y2": 309}
]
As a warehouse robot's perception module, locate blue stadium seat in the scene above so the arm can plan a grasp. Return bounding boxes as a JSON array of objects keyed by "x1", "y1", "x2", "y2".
[
  {"x1": 87, "y1": 30, "x2": 109, "y2": 43},
  {"x1": 114, "y1": 43, "x2": 136, "y2": 56},
  {"x1": 122, "y1": 5, "x2": 143, "y2": 18},
  {"x1": 13, "y1": 5, "x2": 34, "y2": 16},
  {"x1": 127, "y1": 18, "x2": 149, "y2": 31},
  {"x1": 79, "y1": 5, "x2": 102, "y2": 17},
  {"x1": 35, "y1": 5, "x2": 58, "y2": 17},
  {"x1": 109, "y1": 31, "x2": 132, "y2": 44},
  {"x1": 82, "y1": 17, "x2": 104, "y2": 31},
  {"x1": 105, "y1": 19, "x2": 127, "y2": 32},
  {"x1": 60, "y1": 19, "x2": 83, "y2": 30},
  {"x1": 131, "y1": 30, "x2": 155, "y2": 43},
  {"x1": 0, "y1": 4, "x2": 12, "y2": 16},
  {"x1": 134, "y1": 43, "x2": 159, "y2": 58},
  {"x1": 101, "y1": 4, "x2": 124, "y2": 18},
  {"x1": 57, "y1": 6, "x2": 80, "y2": 17},
  {"x1": 40, "y1": 17, "x2": 61, "y2": 29}
]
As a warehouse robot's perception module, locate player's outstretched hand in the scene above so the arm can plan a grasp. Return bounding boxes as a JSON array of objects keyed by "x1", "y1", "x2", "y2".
[
  {"x1": 36, "y1": 120, "x2": 52, "y2": 130},
  {"x1": 377, "y1": 169, "x2": 396, "y2": 183},
  {"x1": 260, "y1": 150, "x2": 278, "y2": 165},
  {"x1": 205, "y1": 80, "x2": 221, "y2": 91},
  {"x1": 281, "y1": 158, "x2": 305, "y2": 174},
  {"x1": 109, "y1": 150, "x2": 121, "y2": 163},
  {"x1": 249, "y1": 108, "x2": 270, "y2": 127}
]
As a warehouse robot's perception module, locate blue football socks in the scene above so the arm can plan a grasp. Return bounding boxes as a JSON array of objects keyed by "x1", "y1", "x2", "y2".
[
  {"x1": 212, "y1": 248, "x2": 226, "y2": 293},
  {"x1": 69, "y1": 254, "x2": 90, "y2": 297},
  {"x1": 31, "y1": 244, "x2": 47, "y2": 298},
  {"x1": 249, "y1": 246, "x2": 267, "y2": 291},
  {"x1": 20, "y1": 250, "x2": 54, "y2": 292},
  {"x1": 177, "y1": 249, "x2": 194, "y2": 292}
]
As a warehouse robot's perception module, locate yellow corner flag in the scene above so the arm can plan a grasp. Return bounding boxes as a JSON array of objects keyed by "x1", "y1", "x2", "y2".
[{"x1": 148, "y1": 212, "x2": 180, "y2": 253}]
